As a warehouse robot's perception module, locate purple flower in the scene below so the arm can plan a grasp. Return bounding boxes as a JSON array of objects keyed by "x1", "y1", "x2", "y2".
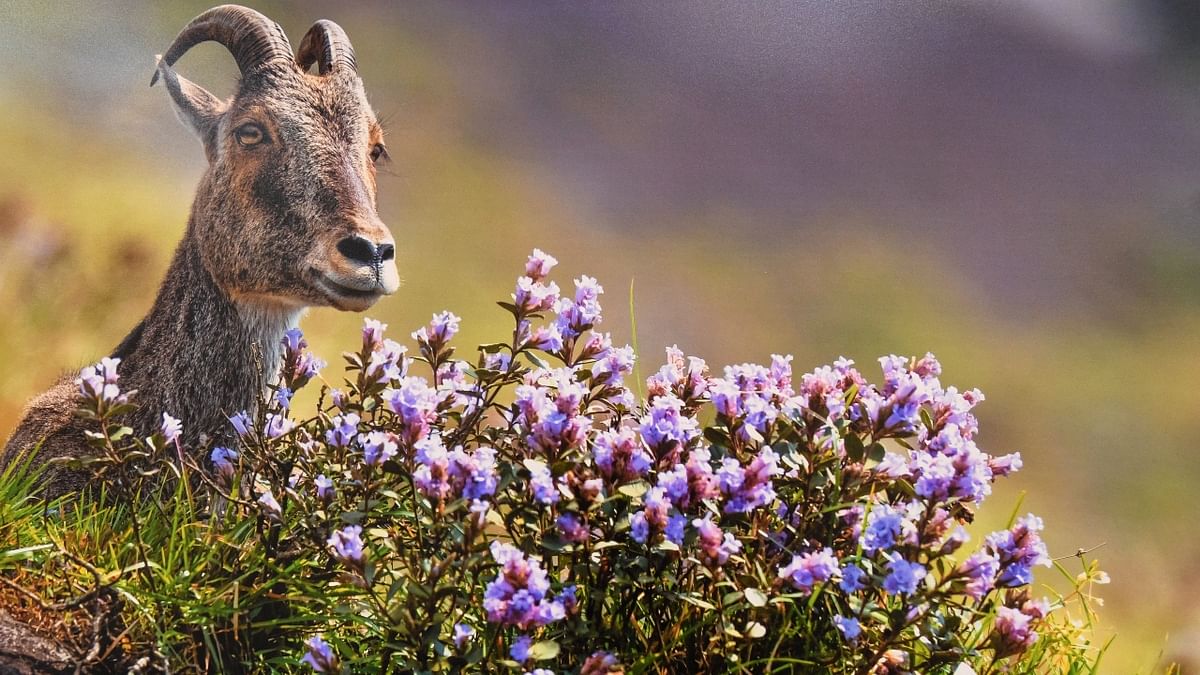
[
  {"x1": 552, "y1": 275, "x2": 604, "y2": 339},
  {"x1": 525, "y1": 248, "x2": 558, "y2": 281},
  {"x1": 839, "y1": 564, "x2": 867, "y2": 593},
  {"x1": 484, "y1": 542, "x2": 564, "y2": 629},
  {"x1": 639, "y1": 394, "x2": 699, "y2": 459},
  {"x1": 414, "y1": 437, "x2": 499, "y2": 504},
  {"x1": 778, "y1": 547, "x2": 839, "y2": 595},
  {"x1": 993, "y1": 605, "x2": 1039, "y2": 656},
  {"x1": 283, "y1": 327, "x2": 305, "y2": 354},
  {"x1": 862, "y1": 503, "x2": 906, "y2": 553},
  {"x1": 327, "y1": 525, "x2": 365, "y2": 569},
  {"x1": 988, "y1": 452, "x2": 1023, "y2": 477},
  {"x1": 592, "y1": 342, "x2": 637, "y2": 388},
  {"x1": 274, "y1": 387, "x2": 294, "y2": 411},
  {"x1": 300, "y1": 634, "x2": 338, "y2": 672},
  {"x1": 593, "y1": 428, "x2": 653, "y2": 483},
  {"x1": 210, "y1": 447, "x2": 237, "y2": 481},
  {"x1": 529, "y1": 463, "x2": 560, "y2": 505},
  {"x1": 453, "y1": 623, "x2": 474, "y2": 650},
  {"x1": 366, "y1": 338, "x2": 409, "y2": 384},
  {"x1": 325, "y1": 412, "x2": 360, "y2": 448},
  {"x1": 557, "y1": 513, "x2": 589, "y2": 544},
  {"x1": 957, "y1": 551, "x2": 1000, "y2": 599},
  {"x1": 665, "y1": 514, "x2": 687, "y2": 546},
  {"x1": 160, "y1": 412, "x2": 182, "y2": 444},
  {"x1": 557, "y1": 584, "x2": 578, "y2": 614},
  {"x1": 834, "y1": 615, "x2": 861, "y2": 642},
  {"x1": 76, "y1": 357, "x2": 126, "y2": 408},
  {"x1": 360, "y1": 430, "x2": 398, "y2": 467},
  {"x1": 645, "y1": 346, "x2": 709, "y2": 403},
  {"x1": 362, "y1": 318, "x2": 387, "y2": 352},
  {"x1": 630, "y1": 512, "x2": 650, "y2": 543},
  {"x1": 986, "y1": 514, "x2": 1051, "y2": 587},
  {"x1": 511, "y1": 635, "x2": 533, "y2": 664},
  {"x1": 437, "y1": 360, "x2": 482, "y2": 412},
  {"x1": 257, "y1": 490, "x2": 282, "y2": 523},
  {"x1": 692, "y1": 515, "x2": 742, "y2": 567},
  {"x1": 526, "y1": 323, "x2": 564, "y2": 353},
  {"x1": 882, "y1": 554, "x2": 926, "y2": 595},
  {"x1": 513, "y1": 276, "x2": 560, "y2": 313},
  {"x1": 412, "y1": 311, "x2": 461, "y2": 351},
  {"x1": 229, "y1": 410, "x2": 252, "y2": 437},
  {"x1": 330, "y1": 389, "x2": 348, "y2": 411},
  {"x1": 314, "y1": 474, "x2": 334, "y2": 502},
  {"x1": 581, "y1": 652, "x2": 622, "y2": 675},
  {"x1": 264, "y1": 413, "x2": 295, "y2": 439},
  {"x1": 384, "y1": 377, "x2": 439, "y2": 444},
  {"x1": 295, "y1": 352, "x2": 325, "y2": 384},
  {"x1": 718, "y1": 447, "x2": 780, "y2": 514}
]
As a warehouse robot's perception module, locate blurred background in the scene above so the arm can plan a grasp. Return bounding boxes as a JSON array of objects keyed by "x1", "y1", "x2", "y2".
[{"x1": 2, "y1": 1, "x2": 1199, "y2": 669}]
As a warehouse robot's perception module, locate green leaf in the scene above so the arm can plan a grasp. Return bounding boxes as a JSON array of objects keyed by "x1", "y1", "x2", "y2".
[
  {"x1": 867, "y1": 442, "x2": 886, "y2": 463},
  {"x1": 109, "y1": 426, "x2": 134, "y2": 441},
  {"x1": 703, "y1": 427, "x2": 729, "y2": 448},
  {"x1": 522, "y1": 458, "x2": 548, "y2": 475},
  {"x1": 743, "y1": 587, "x2": 768, "y2": 607},
  {"x1": 681, "y1": 594, "x2": 716, "y2": 610},
  {"x1": 844, "y1": 434, "x2": 865, "y2": 462},
  {"x1": 617, "y1": 481, "x2": 649, "y2": 499},
  {"x1": 529, "y1": 640, "x2": 560, "y2": 661},
  {"x1": 920, "y1": 406, "x2": 935, "y2": 431},
  {"x1": 744, "y1": 621, "x2": 767, "y2": 639}
]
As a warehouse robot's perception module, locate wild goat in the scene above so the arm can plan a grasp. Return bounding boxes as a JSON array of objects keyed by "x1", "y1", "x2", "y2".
[{"x1": 0, "y1": 5, "x2": 399, "y2": 495}]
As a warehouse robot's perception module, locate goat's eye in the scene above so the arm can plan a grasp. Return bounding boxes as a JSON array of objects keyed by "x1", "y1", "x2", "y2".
[
  {"x1": 369, "y1": 143, "x2": 388, "y2": 164},
  {"x1": 235, "y1": 123, "x2": 266, "y2": 147}
]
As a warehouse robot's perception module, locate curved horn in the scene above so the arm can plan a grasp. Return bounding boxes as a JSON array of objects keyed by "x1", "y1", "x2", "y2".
[
  {"x1": 297, "y1": 20, "x2": 357, "y2": 75},
  {"x1": 150, "y1": 4, "x2": 293, "y2": 86}
]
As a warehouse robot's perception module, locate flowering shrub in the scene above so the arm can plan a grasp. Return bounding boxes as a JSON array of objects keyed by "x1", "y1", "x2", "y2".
[{"x1": 0, "y1": 249, "x2": 1109, "y2": 673}]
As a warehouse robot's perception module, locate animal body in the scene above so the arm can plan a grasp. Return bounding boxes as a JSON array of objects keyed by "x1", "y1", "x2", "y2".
[{"x1": 0, "y1": 5, "x2": 399, "y2": 495}]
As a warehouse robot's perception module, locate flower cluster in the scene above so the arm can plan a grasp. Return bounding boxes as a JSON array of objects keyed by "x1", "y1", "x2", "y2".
[
  {"x1": 76, "y1": 356, "x2": 127, "y2": 412},
  {"x1": 111, "y1": 249, "x2": 1087, "y2": 673},
  {"x1": 413, "y1": 435, "x2": 499, "y2": 510},
  {"x1": 483, "y1": 542, "x2": 569, "y2": 629}
]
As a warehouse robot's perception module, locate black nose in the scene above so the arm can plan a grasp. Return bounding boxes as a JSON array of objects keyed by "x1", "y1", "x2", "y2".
[{"x1": 337, "y1": 236, "x2": 393, "y2": 265}]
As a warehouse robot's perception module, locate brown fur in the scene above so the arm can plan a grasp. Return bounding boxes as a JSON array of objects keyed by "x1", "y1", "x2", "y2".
[{"x1": 0, "y1": 6, "x2": 398, "y2": 496}]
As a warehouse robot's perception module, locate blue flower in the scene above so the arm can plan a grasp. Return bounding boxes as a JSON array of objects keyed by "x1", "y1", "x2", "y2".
[
  {"x1": 263, "y1": 413, "x2": 295, "y2": 439},
  {"x1": 453, "y1": 622, "x2": 474, "y2": 650},
  {"x1": 325, "y1": 412, "x2": 360, "y2": 448},
  {"x1": 833, "y1": 615, "x2": 861, "y2": 642},
  {"x1": 314, "y1": 474, "x2": 334, "y2": 502},
  {"x1": 529, "y1": 463, "x2": 560, "y2": 505},
  {"x1": 778, "y1": 548, "x2": 839, "y2": 595},
  {"x1": 360, "y1": 430, "x2": 398, "y2": 467},
  {"x1": 300, "y1": 634, "x2": 338, "y2": 672},
  {"x1": 510, "y1": 635, "x2": 533, "y2": 664},
  {"x1": 228, "y1": 410, "x2": 252, "y2": 437},
  {"x1": 862, "y1": 503, "x2": 906, "y2": 553},
  {"x1": 257, "y1": 490, "x2": 282, "y2": 523},
  {"x1": 327, "y1": 525, "x2": 365, "y2": 569},
  {"x1": 882, "y1": 554, "x2": 926, "y2": 595},
  {"x1": 210, "y1": 447, "x2": 237, "y2": 481},
  {"x1": 839, "y1": 564, "x2": 867, "y2": 593}
]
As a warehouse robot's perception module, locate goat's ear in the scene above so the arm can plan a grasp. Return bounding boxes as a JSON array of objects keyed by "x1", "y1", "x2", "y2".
[{"x1": 151, "y1": 56, "x2": 226, "y2": 150}]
